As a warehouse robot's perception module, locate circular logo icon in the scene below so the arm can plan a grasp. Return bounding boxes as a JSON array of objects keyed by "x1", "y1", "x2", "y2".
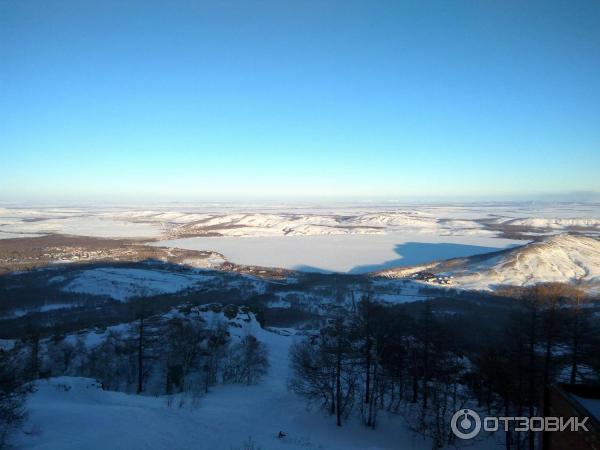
[{"x1": 451, "y1": 409, "x2": 481, "y2": 440}]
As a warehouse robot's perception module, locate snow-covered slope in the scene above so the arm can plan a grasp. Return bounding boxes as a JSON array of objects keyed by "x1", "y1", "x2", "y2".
[
  {"x1": 15, "y1": 330, "x2": 430, "y2": 450},
  {"x1": 13, "y1": 310, "x2": 499, "y2": 450},
  {"x1": 60, "y1": 268, "x2": 216, "y2": 301},
  {"x1": 496, "y1": 217, "x2": 600, "y2": 230},
  {"x1": 442, "y1": 234, "x2": 600, "y2": 291},
  {"x1": 169, "y1": 211, "x2": 444, "y2": 238}
]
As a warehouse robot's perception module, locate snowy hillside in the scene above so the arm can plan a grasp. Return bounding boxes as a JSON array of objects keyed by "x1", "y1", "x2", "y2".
[
  {"x1": 167, "y1": 211, "x2": 467, "y2": 238},
  {"x1": 10, "y1": 307, "x2": 505, "y2": 450},
  {"x1": 15, "y1": 328, "x2": 438, "y2": 450},
  {"x1": 422, "y1": 234, "x2": 600, "y2": 292},
  {"x1": 3, "y1": 203, "x2": 598, "y2": 240},
  {"x1": 494, "y1": 217, "x2": 600, "y2": 230},
  {"x1": 59, "y1": 268, "x2": 217, "y2": 301}
]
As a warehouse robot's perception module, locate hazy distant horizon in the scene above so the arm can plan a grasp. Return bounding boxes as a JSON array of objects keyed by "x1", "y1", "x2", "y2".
[{"x1": 2, "y1": 193, "x2": 600, "y2": 211}]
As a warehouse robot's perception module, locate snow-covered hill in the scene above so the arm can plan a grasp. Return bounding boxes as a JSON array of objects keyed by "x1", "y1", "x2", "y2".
[
  {"x1": 167, "y1": 211, "x2": 452, "y2": 238},
  {"x1": 5, "y1": 203, "x2": 598, "y2": 240},
  {"x1": 494, "y1": 217, "x2": 600, "y2": 230},
  {"x1": 59, "y1": 268, "x2": 217, "y2": 301},
  {"x1": 14, "y1": 327, "x2": 433, "y2": 450},
  {"x1": 378, "y1": 234, "x2": 600, "y2": 293},
  {"x1": 50, "y1": 266, "x2": 269, "y2": 301}
]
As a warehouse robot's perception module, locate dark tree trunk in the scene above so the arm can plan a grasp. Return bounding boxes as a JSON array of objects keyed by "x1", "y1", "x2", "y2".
[
  {"x1": 569, "y1": 311, "x2": 580, "y2": 384},
  {"x1": 137, "y1": 315, "x2": 144, "y2": 394},
  {"x1": 336, "y1": 348, "x2": 342, "y2": 427},
  {"x1": 411, "y1": 347, "x2": 418, "y2": 403},
  {"x1": 365, "y1": 339, "x2": 371, "y2": 404},
  {"x1": 527, "y1": 307, "x2": 537, "y2": 450}
]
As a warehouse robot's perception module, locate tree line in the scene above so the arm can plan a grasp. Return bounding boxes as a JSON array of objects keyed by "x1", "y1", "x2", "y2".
[
  {"x1": 289, "y1": 283, "x2": 600, "y2": 449},
  {"x1": 0, "y1": 303, "x2": 269, "y2": 448}
]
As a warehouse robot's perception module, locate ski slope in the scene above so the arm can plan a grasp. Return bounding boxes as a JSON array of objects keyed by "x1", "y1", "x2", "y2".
[{"x1": 16, "y1": 327, "x2": 436, "y2": 450}]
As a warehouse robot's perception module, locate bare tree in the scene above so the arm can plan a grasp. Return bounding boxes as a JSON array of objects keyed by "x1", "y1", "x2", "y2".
[
  {"x1": 562, "y1": 286, "x2": 593, "y2": 383},
  {"x1": 46, "y1": 335, "x2": 76, "y2": 375},
  {"x1": 225, "y1": 335, "x2": 269, "y2": 385},
  {"x1": 288, "y1": 337, "x2": 336, "y2": 415},
  {"x1": 85, "y1": 330, "x2": 130, "y2": 391},
  {"x1": 289, "y1": 317, "x2": 355, "y2": 427},
  {"x1": 0, "y1": 347, "x2": 31, "y2": 449},
  {"x1": 201, "y1": 320, "x2": 230, "y2": 392},
  {"x1": 163, "y1": 316, "x2": 207, "y2": 392}
]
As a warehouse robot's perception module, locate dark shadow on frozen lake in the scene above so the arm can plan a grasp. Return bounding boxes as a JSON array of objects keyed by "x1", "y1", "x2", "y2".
[
  {"x1": 292, "y1": 264, "x2": 335, "y2": 274},
  {"x1": 347, "y1": 242, "x2": 507, "y2": 274},
  {"x1": 159, "y1": 235, "x2": 525, "y2": 275}
]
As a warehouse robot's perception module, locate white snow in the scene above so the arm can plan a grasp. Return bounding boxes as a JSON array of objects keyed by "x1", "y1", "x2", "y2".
[
  {"x1": 436, "y1": 234, "x2": 600, "y2": 292},
  {"x1": 0, "y1": 207, "x2": 164, "y2": 239},
  {"x1": 499, "y1": 217, "x2": 600, "y2": 230},
  {"x1": 15, "y1": 327, "x2": 425, "y2": 450},
  {"x1": 15, "y1": 322, "x2": 503, "y2": 450},
  {"x1": 2, "y1": 203, "x2": 599, "y2": 240},
  {"x1": 0, "y1": 216, "x2": 163, "y2": 239},
  {"x1": 266, "y1": 298, "x2": 292, "y2": 309},
  {"x1": 61, "y1": 268, "x2": 214, "y2": 301},
  {"x1": 0, "y1": 231, "x2": 45, "y2": 239}
]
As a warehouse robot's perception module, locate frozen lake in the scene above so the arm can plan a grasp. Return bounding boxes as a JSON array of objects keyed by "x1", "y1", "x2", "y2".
[{"x1": 153, "y1": 233, "x2": 527, "y2": 273}]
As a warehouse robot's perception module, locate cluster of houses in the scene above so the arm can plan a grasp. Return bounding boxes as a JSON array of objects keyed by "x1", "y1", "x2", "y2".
[
  {"x1": 1, "y1": 247, "x2": 117, "y2": 264},
  {"x1": 0, "y1": 245, "x2": 150, "y2": 274},
  {"x1": 410, "y1": 271, "x2": 454, "y2": 285}
]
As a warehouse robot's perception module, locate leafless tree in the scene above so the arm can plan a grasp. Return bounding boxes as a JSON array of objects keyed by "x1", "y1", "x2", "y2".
[
  {"x1": 225, "y1": 335, "x2": 269, "y2": 386},
  {"x1": 0, "y1": 347, "x2": 31, "y2": 449}
]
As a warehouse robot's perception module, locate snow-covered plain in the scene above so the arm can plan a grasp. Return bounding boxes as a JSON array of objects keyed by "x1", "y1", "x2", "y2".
[
  {"x1": 0, "y1": 211, "x2": 163, "y2": 239},
  {"x1": 153, "y1": 233, "x2": 525, "y2": 273}
]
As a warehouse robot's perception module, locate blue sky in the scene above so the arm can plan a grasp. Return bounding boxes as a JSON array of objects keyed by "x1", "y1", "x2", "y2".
[{"x1": 1, "y1": 0, "x2": 599, "y2": 202}]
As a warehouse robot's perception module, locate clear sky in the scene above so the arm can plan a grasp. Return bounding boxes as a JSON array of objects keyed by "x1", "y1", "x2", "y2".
[{"x1": 1, "y1": 0, "x2": 599, "y2": 202}]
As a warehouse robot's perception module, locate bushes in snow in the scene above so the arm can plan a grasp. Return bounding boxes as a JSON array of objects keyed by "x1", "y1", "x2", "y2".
[{"x1": 18, "y1": 305, "x2": 269, "y2": 399}]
